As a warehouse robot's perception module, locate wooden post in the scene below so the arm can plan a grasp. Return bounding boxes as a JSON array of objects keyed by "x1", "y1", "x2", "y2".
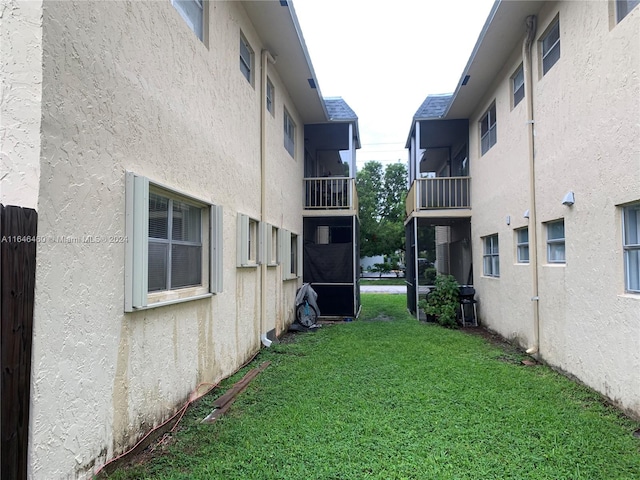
[{"x1": 1, "y1": 204, "x2": 38, "y2": 480}]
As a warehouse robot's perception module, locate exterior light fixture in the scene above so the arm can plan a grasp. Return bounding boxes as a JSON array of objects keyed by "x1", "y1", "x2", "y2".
[
  {"x1": 562, "y1": 191, "x2": 575, "y2": 206},
  {"x1": 524, "y1": 209, "x2": 530, "y2": 219}
]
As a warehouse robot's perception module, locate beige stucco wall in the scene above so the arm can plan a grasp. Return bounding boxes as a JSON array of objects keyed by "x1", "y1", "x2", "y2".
[
  {"x1": 470, "y1": 1, "x2": 640, "y2": 416},
  {"x1": 27, "y1": 1, "x2": 303, "y2": 478},
  {"x1": 0, "y1": 0, "x2": 43, "y2": 209}
]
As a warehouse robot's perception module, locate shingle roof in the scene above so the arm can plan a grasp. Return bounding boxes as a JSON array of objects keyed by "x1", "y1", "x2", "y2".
[
  {"x1": 413, "y1": 93, "x2": 453, "y2": 120},
  {"x1": 324, "y1": 97, "x2": 358, "y2": 121}
]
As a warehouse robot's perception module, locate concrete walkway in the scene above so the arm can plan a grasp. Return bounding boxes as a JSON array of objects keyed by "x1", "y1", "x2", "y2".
[{"x1": 360, "y1": 285, "x2": 406, "y2": 294}]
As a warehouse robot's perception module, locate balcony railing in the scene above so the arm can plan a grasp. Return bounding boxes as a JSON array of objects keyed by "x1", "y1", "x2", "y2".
[
  {"x1": 406, "y1": 177, "x2": 471, "y2": 215},
  {"x1": 304, "y1": 177, "x2": 357, "y2": 210}
]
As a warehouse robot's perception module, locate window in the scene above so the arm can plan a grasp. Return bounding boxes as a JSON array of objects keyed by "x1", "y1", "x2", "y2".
[
  {"x1": 512, "y1": 64, "x2": 525, "y2": 108},
  {"x1": 266, "y1": 77, "x2": 275, "y2": 116},
  {"x1": 617, "y1": 0, "x2": 639, "y2": 22},
  {"x1": 171, "y1": 0, "x2": 204, "y2": 41},
  {"x1": 480, "y1": 103, "x2": 497, "y2": 155},
  {"x1": 546, "y1": 219, "x2": 565, "y2": 263},
  {"x1": 284, "y1": 108, "x2": 296, "y2": 157},
  {"x1": 237, "y1": 214, "x2": 260, "y2": 267},
  {"x1": 266, "y1": 224, "x2": 279, "y2": 266},
  {"x1": 623, "y1": 203, "x2": 640, "y2": 293},
  {"x1": 240, "y1": 32, "x2": 253, "y2": 84},
  {"x1": 483, "y1": 234, "x2": 500, "y2": 277},
  {"x1": 516, "y1": 227, "x2": 529, "y2": 263},
  {"x1": 125, "y1": 172, "x2": 222, "y2": 311},
  {"x1": 541, "y1": 18, "x2": 560, "y2": 75},
  {"x1": 280, "y1": 229, "x2": 299, "y2": 279},
  {"x1": 290, "y1": 233, "x2": 298, "y2": 276}
]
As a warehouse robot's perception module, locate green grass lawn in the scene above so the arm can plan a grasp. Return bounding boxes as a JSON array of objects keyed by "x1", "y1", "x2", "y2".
[{"x1": 102, "y1": 294, "x2": 640, "y2": 480}]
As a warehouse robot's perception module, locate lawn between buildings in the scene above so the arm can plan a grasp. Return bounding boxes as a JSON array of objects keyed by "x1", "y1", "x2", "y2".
[{"x1": 102, "y1": 294, "x2": 640, "y2": 480}]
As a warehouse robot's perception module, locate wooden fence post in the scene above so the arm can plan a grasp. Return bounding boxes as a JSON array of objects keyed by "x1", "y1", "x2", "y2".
[{"x1": 1, "y1": 204, "x2": 38, "y2": 480}]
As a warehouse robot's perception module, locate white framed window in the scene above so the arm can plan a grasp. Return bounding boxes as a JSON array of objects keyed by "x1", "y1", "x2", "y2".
[
  {"x1": 266, "y1": 224, "x2": 280, "y2": 267},
  {"x1": 284, "y1": 108, "x2": 296, "y2": 157},
  {"x1": 480, "y1": 102, "x2": 497, "y2": 155},
  {"x1": 171, "y1": 0, "x2": 205, "y2": 42},
  {"x1": 266, "y1": 77, "x2": 275, "y2": 116},
  {"x1": 516, "y1": 227, "x2": 529, "y2": 263},
  {"x1": 541, "y1": 17, "x2": 560, "y2": 75},
  {"x1": 512, "y1": 64, "x2": 525, "y2": 108},
  {"x1": 237, "y1": 213, "x2": 261, "y2": 267},
  {"x1": 483, "y1": 234, "x2": 500, "y2": 277},
  {"x1": 616, "y1": 0, "x2": 639, "y2": 22},
  {"x1": 280, "y1": 229, "x2": 300, "y2": 279},
  {"x1": 546, "y1": 219, "x2": 565, "y2": 263},
  {"x1": 622, "y1": 202, "x2": 640, "y2": 293},
  {"x1": 125, "y1": 172, "x2": 222, "y2": 311},
  {"x1": 240, "y1": 32, "x2": 253, "y2": 84}
]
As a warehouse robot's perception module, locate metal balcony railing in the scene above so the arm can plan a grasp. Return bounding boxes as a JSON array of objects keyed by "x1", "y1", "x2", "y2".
[
  {"x1": 304, "y1": 177, "x2": 357, "y2": 210},
  {"x1": 406, "y1": 177, "x2": 471, "y2": 215}
]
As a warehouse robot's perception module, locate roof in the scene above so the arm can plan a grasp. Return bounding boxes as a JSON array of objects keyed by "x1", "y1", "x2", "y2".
[
  {"x1": 406, "y1": 0, "x2": 545, "y2": 146},
  {"x1": 324, "y1": 97, "x2": 358, "y2": 121},
  {"x1": 413, "y1": 94, "x2": 453, "y2": 120},
  {"x1": 323, "y1": 97, "x2": 361, "y2": 149},
  {"x1": 242, "y1": 1, "x2": 328, "y2": 123}
]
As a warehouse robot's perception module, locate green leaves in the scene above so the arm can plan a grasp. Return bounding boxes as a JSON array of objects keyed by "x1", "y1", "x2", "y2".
[{"x1": 357, "y1": 161, "x2": 408, "y2": 257}]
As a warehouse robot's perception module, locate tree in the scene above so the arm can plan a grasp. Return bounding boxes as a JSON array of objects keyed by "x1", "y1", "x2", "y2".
[{"x1": 357, "y1": 161, "x2": 408, "y2": 258}]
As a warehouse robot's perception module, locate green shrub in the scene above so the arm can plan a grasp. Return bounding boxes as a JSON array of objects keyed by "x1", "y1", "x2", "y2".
[
  {"x1": 423, "y1": 267, "x2": 437, "y2": 285},
  {"x1": 418, "y1": 274, "x2": 460, "y2": 328}
]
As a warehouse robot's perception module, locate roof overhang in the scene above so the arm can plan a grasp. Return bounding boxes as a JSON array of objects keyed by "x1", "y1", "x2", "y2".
[
  {"x1": 444, "y1": 0, "x2": 544, "y2": 119},
  {"x1": 243, "y1": 1, "x2": 328, "y2": 124}
]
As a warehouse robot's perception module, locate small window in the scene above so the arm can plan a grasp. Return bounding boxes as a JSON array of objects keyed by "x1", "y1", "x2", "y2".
[
  {"x1": 541, "y1": 18, "x2": 561, "y2": 75},
  {"x1": 290, "y1": 233, "x2": 299, "y2": 276},
  {"x1": 266, "y1": 77, "x2": 275, "y2": 116},
  {"x1": 622, "y1": 202, "x2": 640, "y2": 293},
  {"x1": 516, "y1": 227, "x2": 529, "y2": 263},
  {"x1": 280, "y1": 229, "x2": 299, "y2": 279},
  {"x1": 266, "y1": 224, "x2": 279, "y2": 266},
  {"x1": 617, "y1": 0, "x2": 640, "y2": 22},
  {"x1": 125, "y1": 172, "x2": 222, "y2": 311},
  {"x1": 480, "y1": 103, "x2": 497, "y2": 155},
  {"x1": 284, "y1": 108, "x2": 296, "y2": 157},
  {"x1": 171, "y1": 0, "x2": 204, "y2": 42},
  {"x1": 237, "y1": 214, "x2": 260, "y2": 267},
  {"x1": 483, "y1": 234, "x2": 500, "y2": 277},
  {"x1": 546, "y1": 219, "x2": 565, "y2": 263},
  {"x1": 240, "y1": 32, "x2": 253, "y2": 84},
  {"x1": 512, "y1": 64, "x2": 525, "y2": 108}
]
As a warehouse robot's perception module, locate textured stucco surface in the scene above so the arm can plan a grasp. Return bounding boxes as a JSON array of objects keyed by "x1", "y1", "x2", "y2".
[
  {"x1": 469, "y1": 1, "x2": 639, "y2": 416},
  {"x1": 25, "y1": 1, "x2": 303, "y2": 478},
  {"x1": 0, "y1": 0, "x2": 43, "y2": 208}
]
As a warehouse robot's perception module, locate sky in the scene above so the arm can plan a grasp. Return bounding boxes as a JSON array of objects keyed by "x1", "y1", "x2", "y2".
[{"x1": 292, "y1": 0, "x2": 496, "y2": 169}]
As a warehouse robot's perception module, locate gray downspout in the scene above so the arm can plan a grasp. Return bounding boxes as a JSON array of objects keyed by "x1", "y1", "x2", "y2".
[
  {"x1": 260, "y1": 49, "x2": 276, "y2": 348},
  {"x1": 522, "y1": 16, "x2": 540, "y2": 356}
]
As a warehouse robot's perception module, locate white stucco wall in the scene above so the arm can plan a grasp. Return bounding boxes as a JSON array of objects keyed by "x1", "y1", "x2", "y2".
[
  {"x1": 0, "y1": 0, "x2": 43, "y2": 209},
  {"x1": 470, "y1": 1, "x2": 640, "y2": 417},
  {"x1": 28, "y1": 1, "x2": 305, "y2": 478}
]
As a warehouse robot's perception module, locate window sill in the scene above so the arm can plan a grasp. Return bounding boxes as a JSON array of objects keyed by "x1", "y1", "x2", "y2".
[
  {"x1": 618, "y1": 292, "x2": 640, "y2": 300},
  {"x1": 283, "y1": 275, "x2": 299, "y2": 281},
  {"x1": 238, "y1": 263, "x2": 259, "y2": 268},
  {"x1": 131, "y1": 292, "x2": 213, "y2": 311},
  {"x1": 543, "y1": 262, "x2": 566, "y2": 267}
]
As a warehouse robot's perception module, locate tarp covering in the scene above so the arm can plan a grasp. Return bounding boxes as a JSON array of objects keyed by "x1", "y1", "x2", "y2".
[{"x1": 303, "y1": 243, "x2": 353, "y2": 283}]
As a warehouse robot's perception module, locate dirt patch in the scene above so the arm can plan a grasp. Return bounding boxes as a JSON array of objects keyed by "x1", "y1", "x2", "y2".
[
  {"x1": 362, "y1": 313, "x2": 394, "y2": 322},
  {"x1": 461, "y1": 326, "x2": 538, "y2": 365}
]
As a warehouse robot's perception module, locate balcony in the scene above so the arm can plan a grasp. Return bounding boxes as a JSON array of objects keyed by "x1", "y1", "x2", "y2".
[
  {"x1": 406, "y1": 177, "x2": 471, "y2": 217},
  {"x1": 304, "y1": 177, "x2": 358, "y2": 214}
]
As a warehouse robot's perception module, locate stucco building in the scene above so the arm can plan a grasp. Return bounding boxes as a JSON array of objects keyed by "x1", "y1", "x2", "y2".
[
  {"x1": 0, "y1": 0, "x2": 359, "y2": 477},
  {"x1": 405, "y1": 0, "x2": 639, "y2": 418}
]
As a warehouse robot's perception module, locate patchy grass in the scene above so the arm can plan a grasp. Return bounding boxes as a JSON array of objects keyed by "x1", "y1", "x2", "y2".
[{"x1": 101, "y1": 294, "x2": 640, "y2": 480}]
